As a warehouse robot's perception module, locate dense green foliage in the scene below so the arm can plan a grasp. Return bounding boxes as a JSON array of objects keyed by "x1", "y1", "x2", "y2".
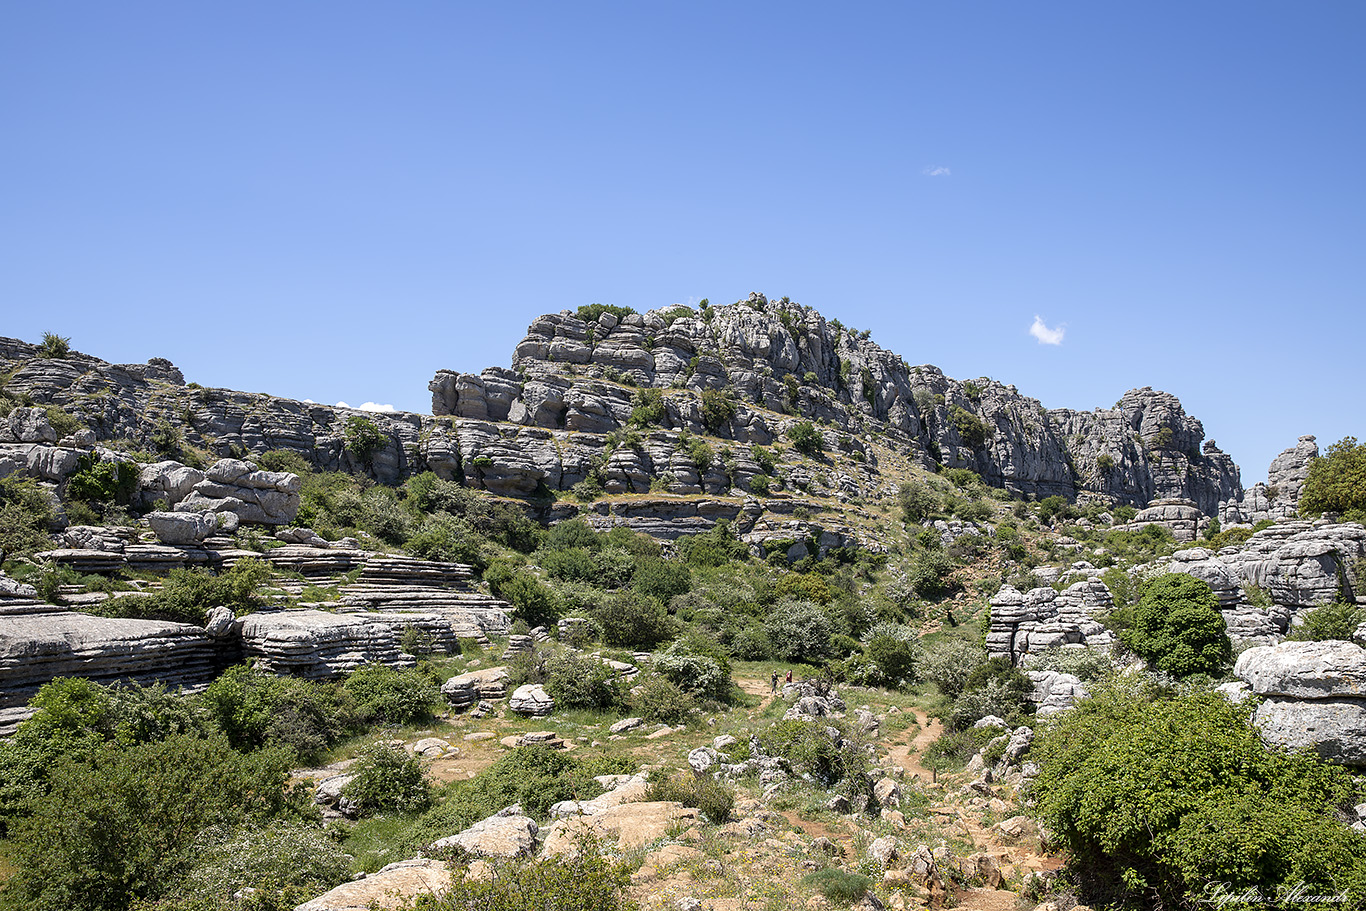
[
  {"x1": 1299, "y1": 436, "x2": 1366, "y2": 523},
  {"x1": 0, "y1": 475, "x2": 55, "y2": 558},
  {"x1": 342, "y1": 415, "x2": 387, "y2": 467},
  {"x1": 1287, "y1": 601, "x2": 1366, "y2": 641},
  {"x1": 1122, "y1": 573, "x2": 1232, "y2": 677},
  {"x1": 86, "y1": 557, "x2": 271, "y2": 625},
  {"x1": 575, "y1": 303, "x2": 635, "y2": 324},
  {"x1": 1032, "y1": 678, "x2": 1366, "y2": 908},
  {"x1": 699, "y1": 388, "x2": 737, "y2": 433},
  {"x1": 341, "y1": 743, "x2": 433, "y2": 816},
  {"x1": 342, "y1": 664, "x2": 439, "y2": 726},
  {"x1": 787, "y1": 420, "x2": 824, "y2": 456}
]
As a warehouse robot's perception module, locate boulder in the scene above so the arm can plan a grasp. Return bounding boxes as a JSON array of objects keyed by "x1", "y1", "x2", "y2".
[
  {"x1": 146, "y1": 510, "x2": 218, "y2": 545},
  {"x1": 1236, "y1": 640, "x2": 1366, "y2": 766},
  {"x1": 508, "y1": 683, "x2": 555, "y2": 717},
  {"x1": 429, "y1": 812, "x2": 538, "y2": 858},
  {"x1": 540, "y1": 801, "x2": 698, "y2": 856},
  {"x1": 294, "y1": 858, "x2": 450, "y2": 911}
]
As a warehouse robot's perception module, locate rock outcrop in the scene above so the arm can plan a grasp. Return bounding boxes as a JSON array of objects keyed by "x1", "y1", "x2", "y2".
[
  {"x1": 1235, "y1": 640, "x2": 1366, "y2": 766},
  {"x1": 1221, "y1": 436, "x2": 1319, "y2": 526},
  {"x1": 986, "y1": 581, "x2": 1116, "y2": 665},
  {"x1": 294, "y1": 858, "x2": 450, "y2": 911}
]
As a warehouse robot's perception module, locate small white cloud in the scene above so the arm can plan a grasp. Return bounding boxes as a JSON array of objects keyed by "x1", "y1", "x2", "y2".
[
  {"x1": 358, "y1": 402, "x2": 396, "y2": 413},
  {"x1": 1029, "y1": 315, "x2": 1065, "y2": 346},
  {"x1": 922, "y1": 166, "x2": 951, "y2": 177},
  {"x1": 302, "y1": 398, "x2": 315, "y2": 404},
  {"x1": 334, "y1": 401, "x2": 350, "y2": 409}
]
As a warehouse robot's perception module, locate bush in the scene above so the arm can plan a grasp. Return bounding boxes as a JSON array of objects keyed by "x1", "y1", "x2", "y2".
[
  {"x1": 627, "y1": 675, "x2": 696, "y2": 725},
  {"x1": 65, "y1": 455, "x2": 139, "y2": 508},
  {"x1": 1300, "y1": 436, "x2": 1366, "y2": 523},
  {"x1": 155, "y1": 821, "x2": 351, "y2": 910},
  {"x1": 949, "y1": 405, "x2": 989, "y2": 449},
  {"x1": 92, "y1": 558, "x2": 271, "y2": 625},
  {"x1": 907, "y1": 548, "x2": 955, "y2": 599},
  {"x1": 405, "y1": 513, "x2": 484, "y2": 568},
  {"x1": 700, "y1": 389, "x2": 737, "y2": 433},
  {"x1": 1031, "y1": 678, "x2": 1366, "y2": 907},
  {"x1": 2, "y1": 733, "x2": 295, "y2": 911},
  {"x1": 651, "y1": 650, "x2": 728, "y2": 702},
  {"x1": 787, "y1": 421, "x2": 824, "y2": 457},
  {"x1": 1288, "y1": 601, "x2": 1366, "y2": 642},
  {"x1": 406, "y1": 847, "x2": 637, "y2": 911},
  {"x1": 1122, "y1": 573, "x2": 1232, "y2": 678},
  {"x1": 342, "y1": 415, "x2": 387, "y2": 468},
  {"x1": 752, "y1": 445, "x2": 778, "y2": 475},
  {"x1": 677, "y1": 521, "x2": 748, "y2": 568},
  {"x1": 629, "y1": 388, "x2": 666, "y2": 427},
  {"x1": 0, "y1": 475, "x2": 55, "y2": 558},
  {"x1": 865, "y1": 634, "x2": 917, "y2": 685},
  {"x1": 343, "y1": 664, "x2": 438, "y2": 726},
  {"x1": 485, "y1": 563, "x2": 560, "y2": 628},
  {"x1": 543, "y1": 652, "x2": 622, "y2": 711},
  {"x1": 200, "y1": 665, "x2": 354, "y2": 758},
  {"x1": 801, "y1": 868, "x2": 872, "y2": 904},
  {"x1": 590, "y1": 590, "x2": 672, "y2": 649},
  {"x1": 765, "y1": 599, "x2": 834, "y2": 663},
  {"x1": 575, "y1": 303, "x2": 635, "y2": 325},
  {"x1": 36, "y1": 331, "x2": 71, "y2": 359},
  {"x1": 645, "y1": 770, "x2": 734, "y2": 823},
  {"x1": 632, "y1": 556, "x2": 691, "y2": 602},
  {"x1": 919, "y1": 639, "x2": 987, "y2": 698},
  {"x1": 897, "y1": 481, "x2": 938, "y2": 523},
  {"x1": 757, "y1": 719, "x2": 860, "y2": 788},
  {"x1": 341, "y1": 743, "x2": 432, "y2": 817}
]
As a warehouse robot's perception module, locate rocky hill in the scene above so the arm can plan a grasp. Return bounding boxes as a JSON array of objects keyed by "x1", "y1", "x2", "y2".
[{"x1": 3, "y1": 293, "x2": 1245, "y2": 526}]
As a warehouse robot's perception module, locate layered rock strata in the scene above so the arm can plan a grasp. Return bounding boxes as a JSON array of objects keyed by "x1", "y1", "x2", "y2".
[
  {"x1": 1235, "y1": 640, "x2": 1366, "y2": 766},
  {"x1": 986, "y1": 581, "x2": 1116, "y2": 665}
]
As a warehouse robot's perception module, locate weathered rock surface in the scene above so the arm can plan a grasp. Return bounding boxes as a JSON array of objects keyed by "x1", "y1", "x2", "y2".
[
  {"x1": 429, "y1": 812, "x2": 538, "y2": 858},
  {"x1": 239, "y1": 608, "x2": 483, "y2": 678},
  {"x1": 1221, "y1": 436, "x2": 1319, "y2": 526},
  {"x1": 294, "y1": 858, "x2": 450, "y2": 911},
  {"x1": 986, "y1": 581, "x2": 1115, "y2": 665},
  {"x1": 1236, "y1": 640, "x2": 1366, "y2": 766},
  {"x1": 508, "y1": 683, "x2": 555, "y2": 716},
  {"x1": 146, "y1": 510, "x2": 219, "y2": 544},
  {"x1": 540, "y1": 801, "x2": 698, "y2": 856},
  {"x1": 0, "y1": 608, "x2": 223, "y2": 734}
]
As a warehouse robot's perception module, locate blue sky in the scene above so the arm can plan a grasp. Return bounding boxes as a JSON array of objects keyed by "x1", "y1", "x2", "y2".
[{"x1": 2, "y1": 3, "x2": 1362, "y2": 484}]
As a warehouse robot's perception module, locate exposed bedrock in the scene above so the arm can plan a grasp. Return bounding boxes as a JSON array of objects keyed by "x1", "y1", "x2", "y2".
[{"x1": 1236, "y1": 640, "x2": 1366, "y2": 767}]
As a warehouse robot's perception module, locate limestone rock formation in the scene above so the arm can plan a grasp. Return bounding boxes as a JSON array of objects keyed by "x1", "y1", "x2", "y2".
[
  {"x1": 294, "y1": 858, "x2": 450, "y2": 911},
  {"x1": 1223, "y1": 521, "x2": 1365, "y2": 608},
  {"x1": 429, "y1": 811, "x2": 539, "y2": 858},
  {"x1": 1235, "y1": 640, "x2": 1366, "y2": 766},
  {"x1": 508, "y1": 683, "x2": 555, "y2": 716},
  {"x1": 1221, "y1": 435, "x2": 1319, "y2": 525},
  {"x1": 986, "y1": 581, "x2": 1115, "y2": 665}
]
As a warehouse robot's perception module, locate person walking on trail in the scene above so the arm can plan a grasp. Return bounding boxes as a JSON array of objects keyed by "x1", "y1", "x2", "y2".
[
  {"x1": 770, "y1": 671, "x2": 779, "y2": 693},
  {"x1": 785, "y1": 669, "x2": 792, "y2": 685}
]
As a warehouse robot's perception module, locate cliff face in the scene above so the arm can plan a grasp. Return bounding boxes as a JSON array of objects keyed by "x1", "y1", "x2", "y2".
[
  {"x1": 428, "y1": 295, "x2": 1242, "y2": 512},
  {"x1": 1, "y1": 294, "x2": 1243, "y2": 515}
]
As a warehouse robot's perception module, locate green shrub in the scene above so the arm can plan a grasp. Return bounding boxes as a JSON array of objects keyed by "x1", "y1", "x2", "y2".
[
  {"x1": 627, "y1": 675, "x2": 696, "y2": 725},
  {"x1": 575, "y1": 303, "x2": 635, "y2": 325},
  {"x1": 865, "y1": 634, "x2": 917, "y2": 685},
  {"x1": 629, "y1": 388, "x2": 666, "y2": 427},
  {"x1": 91, "y1": 558, "x2": 271, "y2": 626},
  {"x1": 759, "y1": 719, "x2": 851, "y2": 787},
  {"x1": 699, "y1": 388, "x2": 738, "y2": 434},
  {"x1": 341, "y1": 743, "x2": 432, "y2": 817},
  {"x1": 787, "y1": 420, "x2": 824, "y2": 457},
  {"x1": 752, "y1": 445, "x2": 778, "y2": 474},
  {"x1": 922, "y1": 725, "x2": 1003, "y2": 773},
  {"x1": 764, "y1": 599, "x2": 834, "y2": 662},
  {"x1": 897, "y1": 481, "x2": 938, "y2": 523},
  {"x1": 343, "y1": 664, "x2": 438, "y2": 726},
  {"x1": 632, "y1": 557, "x2": 691, "y2": 602},
  {"x1": 0, "y1": 475, "x2": 55, "y2": 558},
  {"x1": 949, "y1": 405, "x2": 989, "y2": 449},
  {"x1": 2, "y1": 733, "x2": 295, "y2": 911},
  {"x1": 36, "y1": 331, "x2": 71, "y2": 359},
  {"x1": 1122, "y1": 573, "x2": 1232, "y2": 678},
  {"x1": 543, "y1": 518, "x2": 602, "y2": 550},
  {"x1": 66, "y1": 455, "x2": 140, "y2": 508},
  {"x1": 590, "y1": 590, "x2": 672, "y2": 649},
  {"x1": 256, "y1": 449, "x2": 312, "y2": 475},
  {"x1": 677, "y1": 521, "x2": 748, "y2": 568},
  {"x1": 539, "y1": 546, "x2": 599, "y2": 584},
  {"x1": 154, "y1": 821, "x2": 351, "y2": 910},
  {"x1": 1031, "y1": 678, "x2": 1366, "y2": 908},
  {"x1": 200, "y1": 665, "x2": 354, "y2": 758},
  {"x1": 801, "y1": 867, "x2": 871, "y2": 904},
  {"x1": 342, "y1": 415, "x2": 386, "y2": 467},
  {"x1": 407, "y1": 846, "x2": 637, "y2": 911},
  {"x1": 543, "y1": 652, "x2": 622, "y2": 710},
  {"x1": 1300, "y1": 436, "x2": 1366, "y2": 523},
  {"x1": 749, "y1": 473, "x2": 771, "y2": 495},
  {"x1": 907, "y1": 548, "x2": 955, "y2": 599},
  {"x1": 405, "y1": 513, "x2": 485, "y2": 568},
  {"x1": 644, "y1": 770, "x2": 734, "y2": 823},
  {"x1": 918, "y1": 639, "x2": 987, "y2": 699},
  {"x1": 485, "y1": 562, "x2": 560, "y2": 628},
  {"x1": 1288, "y1": 601, "x2": 1366, "y2": 642},
  {"x1": 651, "y1": 651, "x2": 728, "y2": 702},
  {"x1": 44, "y1": 405, "x2": 82, "y2": 440}
]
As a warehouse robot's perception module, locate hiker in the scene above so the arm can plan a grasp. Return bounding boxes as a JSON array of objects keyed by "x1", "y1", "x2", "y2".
[
  {"x1": 770, "y1": 671, "x2": 779, "y2": 693},
  {"x1": 785, "y1": 669, "x2": 793, "y2": 685}
]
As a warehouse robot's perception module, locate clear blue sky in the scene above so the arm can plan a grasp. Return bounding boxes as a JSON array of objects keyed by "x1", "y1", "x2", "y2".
[{"x1": 3, "y1": 2, "x2": 1362, "y2": 484}]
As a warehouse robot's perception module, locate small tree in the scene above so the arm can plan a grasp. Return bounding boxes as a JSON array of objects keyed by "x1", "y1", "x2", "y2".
[
  {"x1": 700, "y1": 389, "x2": 737, "y2": 433},
  {"x1": 343, "y1": 415, "x2": 386, "y2": 467},
  {"x1": 765, "y1": 599, "x2": 834, "y2": 662},
  {"x1": 787, "y1": 421, "x2": 824, "y2": 457},
  {"x1": 1299, "y1": 436, "x2": 1366, "y2": 523},
  {"x1": 37, "y1": 332, "x2": 71, "y2": 359},
  {"x1": 1122, "y1": 573, "x2": 1231, "y2": 678}
]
